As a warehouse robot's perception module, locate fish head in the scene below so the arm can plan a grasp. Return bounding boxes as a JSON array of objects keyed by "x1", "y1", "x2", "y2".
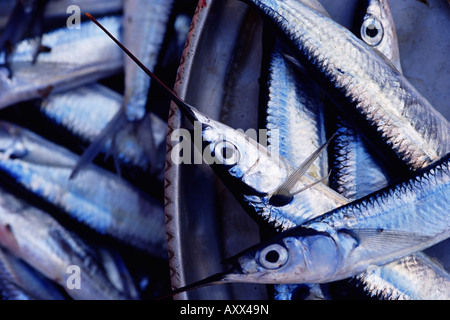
[
  {"x1": 357, "y1": 0, "x2": 402, "y2": 72},
  {"x1": 185, "y1": 105, "x2": 290, "y2": 196},
  {"x1": 165, "y1": 227, "x2": 341, "y2": 296}
]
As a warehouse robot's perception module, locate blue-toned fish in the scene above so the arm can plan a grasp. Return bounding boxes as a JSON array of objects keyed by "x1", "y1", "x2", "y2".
[
  {"x1": 0, "y1": 16, "x2": 123, "y2": 109},
  {"x1": 168, "y1": 154, "x2": 450, "y2": 292},
  {"x1": 0, "y1": 185, "x2": 128, "y2": 299},
  {"x1": 70, "y1": 0, "x2": 173, "y2": 178},
  {"x1": 40, "y1": 83, "x2": 167, "y2": 180},
  {"x1": 0, "y1": 247, "x2": 66, "y2": 300},
  {"x1": 242, "y1": 0, "x2": 450, "y2": 172},
  {"x1": 0, "y1": 121, "x2": 167, "y2": 258}
]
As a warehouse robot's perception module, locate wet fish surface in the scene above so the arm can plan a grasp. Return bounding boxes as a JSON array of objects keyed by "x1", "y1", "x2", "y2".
[
  {"x1": 0, "y1": 185, "x2": 128, "y2": 299},
  {"x1": 243, "y1": 0, "x2": 450, "y2": 171},
  {"x1": 0, "y1": 16, "x2": 123, "y2": 109},
  {"x1": 0, "y1": 121, "x2": 167, "y2": 258}
]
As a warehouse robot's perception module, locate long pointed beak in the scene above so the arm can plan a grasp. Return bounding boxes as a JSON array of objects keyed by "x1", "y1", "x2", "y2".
[
  {"x1": 85, "y1": 12, "x2": 199, "y2": 124},
  {"x1": 157, "y1": 271, "x2": 229, "y2": 300}
]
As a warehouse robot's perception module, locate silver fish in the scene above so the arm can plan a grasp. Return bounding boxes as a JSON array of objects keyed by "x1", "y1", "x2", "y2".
[
  {"x1": 243, "y1": 0, "x2": 450, "y2": 171},
  {"x1": 331, "y1": 0, "x2": 450, "y2": 300},
  {"x1": 0, "y1": 16, "x2": 123, "y2": 109},
  {"x1": 265, "y1": 46, "x2": 328, "y2": 181},
  {"x1": 0, "y1": 247, "x2": 66, "y2": 300},
  {"x1": 355, "y1": 252, "x2": 450, "y2": 300},
  {"x1": 0, "y1": 186, "x2": 127, "y2": 299},
  {"x1": 264, "y1": 36, "x2": 329, "y2": 300},
  {"x1": 40, "y1": 83, "x2": 167, "y2": 179},
  {"x1": 170, "y1": 154, "x2": 450, "y2": 290},
  {"x1": 0, "y1": 121, "x2": 167, "y2": 258},
  {"x1": 70, "y1": 1, "x2": 173, "y2": 178}
]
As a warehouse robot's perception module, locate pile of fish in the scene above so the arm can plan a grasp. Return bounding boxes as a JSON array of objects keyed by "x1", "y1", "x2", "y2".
[
  {"x1": 0, "y1": 0, "x2": 448, "y2": 300},
  {"x1": 0, "y1": 0, "x2": 197, "y2": 300}
]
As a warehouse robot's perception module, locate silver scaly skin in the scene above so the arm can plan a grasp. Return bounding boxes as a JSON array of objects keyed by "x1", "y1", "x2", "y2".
[
  {"x1": 202, "y1": 154, "x2": 450, "y2": 285},
  {"x1": 327, "y1": 0, "x2": 450, "y2": 299},
  {"x1": 122, "y1": 0, "x2": 173, "y2": 121},
  {"x1": 243, "y1": 0, "x2": 450, "y2": 171},
  {"x1": 0, "y1": 247, "x2": 66, "y2": 300},
  {"x1": 266, "y1": 47, "x2": 328, "y2": 181},
  {"x1": 0, "y1": 121, "x2": 167, "y2": 258},
  {"x1": 0, "y1": 187, "x2": 127, "y2": 299},
  {"x1": 178, "y1": 106, "x2": 348, "y2": 231},
  {"x1": 264, "y1": 39, "x2": 328, "y2": 299},
  {"x1": 40, "y1": 84, "x2": 167, "y2": 177},
  {"x1": 355, "y1": 252, "x2": 450, "y2": 300},
  {"x1": 0, "y1": 16, "x2": 123, "y2": 109},
  {"x1": 330, "y1": 0, "x2": 400, "y2": 200},
  {"x1": 71, "y1": 2, "x2": 173, "y2": 178}
]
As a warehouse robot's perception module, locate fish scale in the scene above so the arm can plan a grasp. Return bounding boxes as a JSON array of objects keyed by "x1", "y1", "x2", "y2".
[{"x1": 243, "y1": 0, "x2": 450, "y2": 171}]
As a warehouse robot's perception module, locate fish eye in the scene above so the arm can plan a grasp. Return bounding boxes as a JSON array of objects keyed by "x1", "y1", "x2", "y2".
[
  {"x1": 258, "y1": 243, "x2": 288, "y2": 269},
  {"x1": 361, "y1": 16, "x2": 384, "y2": 46},
  {"x1": 212, "y1": 140, "x2": 240, "y2": 166}
]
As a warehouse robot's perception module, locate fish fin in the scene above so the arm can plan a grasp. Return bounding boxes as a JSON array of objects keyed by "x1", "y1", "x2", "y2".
[
  {"x1": 69, "y1": 108, "x2": 128, "y2": 179},
  {"x1": 340, "y1": 228, "x2": 432, "y2": 255},
  {"x1": 271, "y1": 132, "x2": 336, "y2": 200},
  {"x1": 290, "y1": 170, "x2": 331, "y2": 196}
]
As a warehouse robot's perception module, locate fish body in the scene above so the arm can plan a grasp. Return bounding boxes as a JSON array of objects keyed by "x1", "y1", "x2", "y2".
[
  {"x1": 40, "y1": 84, "x2": 167, "y2": 177},
  {"x1": 0, "y1": 247, "x2": 66, "y2": 300},
  {"x1": 0, "y1": 121, "x2": 167, "y2": 258},
  {"x1": 243, "y1": 0, "x2": 450, "y2": 171},
  {"x1": 123, "y1": 0, "x2": 173, "y2": 121},
  {"x1": 265, "y1": 46, "x2": 328, "y2": 180},
  {"x1": 355, "y1": 252, "x2": 450, "y2": 300},
  {"x1": 178, "y1": 106, "x2": 347, "y2": 231},
  {"x1": 0, "y1": 16, "x2": 123, "y2": 109},
  {"x1": 221, "y1": 154, "x2": 450, "y2": 285},
  {"x1": 0, "y1": 186, "x2": 127, "y2": 299}
]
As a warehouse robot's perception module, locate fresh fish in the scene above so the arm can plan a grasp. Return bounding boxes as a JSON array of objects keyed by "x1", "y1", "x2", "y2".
[
  {"x1": 0, "y1": 0, "x2": 50, "y2": 77},
  {"x1": 331, "y1": 0, "x2": 450, "y2": 300},
  {"x1": 330, "y1": 0, "x2": 401, "y2": 203},
  {"x1": 0, "y1": 121, "x2": 167, "y2": 258},
  {"x1": 242, "y1": 0, "x2": 450, "y2": 171},
  {"x1": 355, "y1": 252, "x2": 450, "y2": 300},
  {"x1": 169, "y1": 153, "x2": 450, "y2": 291},
  {"x1": 0, "y1": 247, "x2": 66, "y2": 300},
  {"x1": 264, "y1": 34, "x2": 329, "y2": 299},
  {"x1": 265, "y1": 46, "x2": 328, "y2": 180},
  {"x1": 96, "y1": 245, "x2": 140, "y2": 300},
  {"x1": 0, "y1": 186, "x2": 127, "y2": 299},
  {"x1": 0, "y1": 16, "x2": 123, "y2": 109},
  {"x1": 40, "y1": 84, "x2": 166, "y2": 180},
  {"x1": 70, "y1": 1, "x2": 173, "y2": 178},
  {"x1": 353, "y1": 0, "x2": 402, "y2": 73},
  {"x1": 84, "y1": 12, "x2": 347, "y2": 231}
]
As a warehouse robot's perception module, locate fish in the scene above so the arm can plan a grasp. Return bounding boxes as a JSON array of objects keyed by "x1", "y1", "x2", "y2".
[
  {"x1": 242, "y1": 0, "x2": 450, "y2": 172},
  {"x1": 40, "y1": 83, "x2": 167, "y2": 181},
  {"x1": 168, "y1": 153, "x2": 450, "y2": 292},
  {"x1": 354, "y1": 252, "x2": 450, "y2": 300},
  {"x1": 0, "y1": 0, "x2": 51, "y2": 78},
  {"x1": 265, "y1": 45, "x2": 328, "y2": 181},
  {"x1": 0, "y1": 247, "x2": 66, "y2": 300},
  {"x1": 0, "y1": 121, "x2": 167, "y2": 258},
  {"x1": 0, "y1": 15, "x2": 123, "y2": 109},
  {"x1": 0, "y1": 185, "x2": 128, "y2": 299},
  {"x1": 70, "y1": 0, "x2": 173, "y2": 178}
]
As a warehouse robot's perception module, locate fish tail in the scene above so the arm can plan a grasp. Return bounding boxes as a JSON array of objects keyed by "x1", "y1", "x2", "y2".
[{"x1": 69, "y1": 108, "x2": 128, "y2": 179}]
